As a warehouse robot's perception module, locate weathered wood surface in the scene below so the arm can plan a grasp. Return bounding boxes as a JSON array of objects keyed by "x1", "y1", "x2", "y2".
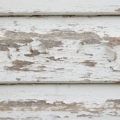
[
  {"x1": 0, "y1": 84, "x2": 119, "y2": 120},
  {"x1": 0, "y1": 0, "x2": 120, "y2": 16},
  {"x1": 0, "y1": 16, "x2": 120, "y2": 83}
]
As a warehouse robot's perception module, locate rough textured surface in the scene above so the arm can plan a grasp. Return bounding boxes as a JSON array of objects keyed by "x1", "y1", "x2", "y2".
[
  {"x1": 0, "y1": 16, "x2": 119, "y2": 83},
  {"x1": 1, "y1": 0, "x2": 120, "y2": 16},
  {"x1": 1, "y1": 1, "x2": 120, "y2": 119},
  {"x1": 0, "y1": 84, "x2": 119, "y2": 120}
]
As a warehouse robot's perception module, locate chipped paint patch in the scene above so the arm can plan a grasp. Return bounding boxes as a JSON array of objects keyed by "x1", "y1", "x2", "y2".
[
  {"x1": 80, "y1": 32, "x2": 101, "y2": 44},
  {"x1": 104, "y1": 36, "x2": 120, "y2": 47},
  {"x1": 47, "y1": 56, "x2": 65, "y2": 61},
  {"x1": 115, "y1": 8, "x2": 120, "y2": 12},
  {"x1": 0, "y1": 99, "x2": 119, "y2": 117},
  {"x1": 0, "y1": 30, "x2": 101, "y2": 53},
  {"x1": 0, "y1": 17, "x2": 119, "y2": 83},
  {"x1": 0, "y1": 29, "x2": 119, "y2": 83},
  {"x1": 0, "y1": 44, "x2": 9, "y2": 51},
  {"x1": 24, "y1": 50, "x2": 40, "y2": 57},
  {"x1": 40, "y1": 40, "x2": 62, "y2": 49},
  {"x1": 81, "y1": 60, "x2": 97, "y2": 67},
  {"x1": 5, "y1": 60, "x2": 34, "y2": 71}
]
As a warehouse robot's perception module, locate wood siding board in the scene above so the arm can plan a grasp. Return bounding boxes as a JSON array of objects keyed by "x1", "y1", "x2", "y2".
[
  {"x1": 0, "y1": 16, "x2": 120, "y2": 83},
  {"x1": 0, "y1": 0, "x2": 120, "y2": 16},
  {"x1": 0, "y1": 84, "x2": 119, "y2": 119}
]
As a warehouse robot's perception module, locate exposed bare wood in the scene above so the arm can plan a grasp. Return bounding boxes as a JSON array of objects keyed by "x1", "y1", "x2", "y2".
[
  {"x1": 0, "y1": 16, "x2": 120, "y2": 83},
  {"x1": 0, "y1": 84, "x2": 119, "y2": 120}
]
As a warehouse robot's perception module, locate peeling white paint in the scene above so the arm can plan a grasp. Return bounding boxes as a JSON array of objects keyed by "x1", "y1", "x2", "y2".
[
  {"x1": 0, "y1": 17, "x2": 119, "y2": 83},
  {"x1": 0, "y1": 84, "x2": 119, "y2": 120}
]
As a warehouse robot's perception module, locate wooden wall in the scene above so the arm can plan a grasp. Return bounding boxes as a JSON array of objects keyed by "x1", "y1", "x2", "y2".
[{"x1": 0, "y1": 0, "x2": 120, "y2": 119}]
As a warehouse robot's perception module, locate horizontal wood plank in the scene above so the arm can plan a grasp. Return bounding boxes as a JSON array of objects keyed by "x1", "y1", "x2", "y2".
[
  {"x1": 0, "y1": 16, "x2": 120, "y2": 83},
  {"x1": 0, "y1": 84, "x2": 119, "y2": 120},
  {"x1": 0, "y1": 0, "x2": 120, "y2": 16}
]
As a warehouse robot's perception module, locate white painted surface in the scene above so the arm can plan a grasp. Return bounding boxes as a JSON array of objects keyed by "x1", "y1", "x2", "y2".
[
  {"x1": 0, "y1": 84, "x2": 119, "y2": 103},
  {"x1": 0, "y1": 84, "x2": 119, "y2": 120},
  {"x1": 0, "y1": 17, "x2": 120, "y2": 83},
  {"x1": 0, "y1": 0, "x2": 120, "y2": 15},
  {"x1": 0, "y1": 0, "x2": 120, "y2": 119}
]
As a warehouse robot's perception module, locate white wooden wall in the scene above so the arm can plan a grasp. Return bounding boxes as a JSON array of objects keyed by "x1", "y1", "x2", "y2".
[
  {"x1": 0, "y1": 17, "x2": 120, "y2": 84},
  {"x1": 0, "y1": 0, "x2": 120, "y2": 120},
  {"x1": 0, "y1": 0, "x2": 120, "y2": 15}
]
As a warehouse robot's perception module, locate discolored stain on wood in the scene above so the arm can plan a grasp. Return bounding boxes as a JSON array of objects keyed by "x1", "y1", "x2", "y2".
[
  {"x1": 77, "y1": 114, "x2": 93, "y2": 118},
  {"x1": 0, "y1": 117, "x2": 43, "y2": 120},
  {"x1": 107, "y1": 99, "x2": 120, "y2": 104},
  {"x1": 5, "y1": 60, "x2": 34, "y2": 71},
  {"x1": 56, "y1": 68, "x2": 64, "y2": 70},
  {"x1": 0, "y1": 40, "x2": 20, "y2": 51},
  {"x1": 12, "y1": 60, "x2": 33, "y2": 67},
  {"x1": 0, "y1": 99, "x2": 119, "y2": 117},
  {"x1": 81, "y1": 60, "x2": 97, "y2": 67},
  {"x1": 115, "y1": 8, "x2": 120, "y2": 12},
  {"x1": 0, "y1": 100, "x2": 83, "y2": 112},
  {"x1": 0, "y1": 31, "x2": 35, "y2": 51},
  {"x1": 4, "y1": 31, "x2": 35, "y2": 41},
  {"x1": 104, "y1": 36, "x2": 120, "y2": 46},
  {"x1": 0, "y1": 30, "x2": 63, "y2": 50},
  {"x1": 0, "y1": 118, "x2": 14, "y2": 120},
  {"x1": 16, "y1": 78, "x2": 21, "y2": 81},
  {"x1": 24, "y1": 50, "x2": 40, "y2": 57},
  {"x1": 1, "y1": 29, "x2": 120, "y2": 83},
  {"x1": 4, "y1": 30, "x2": 101, "y2": 42},
  {"x1": 5, "y1": 60, "x2": 45, "y2": 72},
  {"x1": 0, "y1": 30, "x2": 102, "y2": 53},
  {"x1": 40, "y1": 40, "x2": 62, "y2": 49},
  {"x1": 7, "y1": 51, "x2": 12, "y2": 59},
  {"x1": 38, "y1": 66, "x2": 46, "y2": 69},
  {"x1": 47, "y1": 56, "x2": 64, "y2": 61},
  {"x1": 29, "y1": 44, "x2": 33, "y2": 53},
  {"x1": 55, "y1": 116, "x2": 61, "y2": 118},
  {"x1": 0, "y1": 44, "x2": 9, "y2": 51},
  {"x1": 0, "y1": 39, "x2": 33, "y2": 51},
  {"x1": 79, "y1": 32, "x2": 101, "y2": 44},
  {"x1": 110, "y1": 66, "x2": 120, "y2": 72},
  {"x1": 51, "y1": 30, "x2": 101, "y2": 44},
  {"x1": 57, "y1": 49, "x2": 63, "y2": 51},
  {"x1": 84, "y1": 53, "x2": 93, "y2": 56}
]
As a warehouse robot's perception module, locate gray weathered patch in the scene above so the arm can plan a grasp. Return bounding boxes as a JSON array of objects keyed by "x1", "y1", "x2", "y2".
[
  {"x1": 0, "y1": 31, "x2": 34, "y2": 51},
  {"x1": 24, "y1": 50, "x2": 40, "y2": 57},
  {"x1": 40, "y1": 40, "x2": 62, "y2": 48},
  {"x1": 104, "y1": 36, "x2": 120, "y2": 46},
  {"x1": 80, "y1": 32, "x2": 101, "y2": 44},
  {"x1": 47, "y1": 56, "x2": 63, "y2": 61},
  {"x1": 51, "y1": 30, "x2": 101, "y2": 44},
  {"x1": 115, "y1": 8, "x2": 120, "y2": 12},
  {"x1": 0, "y1": 30, "x2": 102, "y2": 52},
  {"x1": 56, "y1": 68, "x2": 64, "y2": 70},
  {"x1": 5, "y1": 60, "x2": 34, "y2": 71},
  {"x1": 107, "y1": 99, "x2": 120, "y2": 105},
  {"x1": 0, "y1": 99, "x2": 119, "y2": 117},
  {"x1": 47, "y1": 56, "x2": 67, "y2": 61},
  {"x1": 0, "y1": 44, "x2": 9, "y2": 51},
  {"x1": 81, "y1": 60, "x2": 97, "y2": 67}
]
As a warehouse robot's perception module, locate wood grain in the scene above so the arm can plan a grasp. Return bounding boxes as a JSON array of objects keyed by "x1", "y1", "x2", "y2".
[
  {"x1": 0, "y1": 0, "x2": 120, "y2": 16},
  {"x1": 0, "y1": 16, "x2": 120, "y2": 84}
]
